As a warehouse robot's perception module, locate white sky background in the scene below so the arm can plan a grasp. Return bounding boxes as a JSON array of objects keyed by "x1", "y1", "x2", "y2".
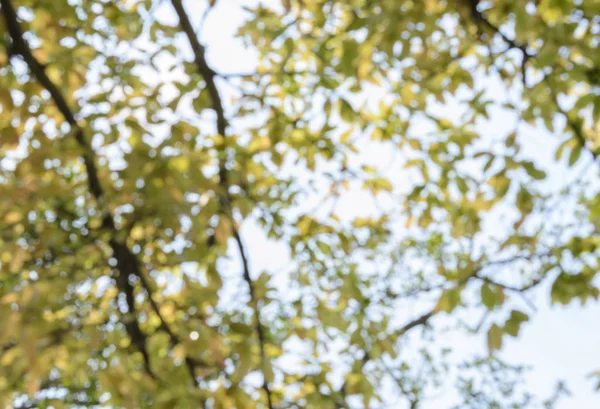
[{"x1": 154, "y1": 1, "x2": 600, "y2": 408}]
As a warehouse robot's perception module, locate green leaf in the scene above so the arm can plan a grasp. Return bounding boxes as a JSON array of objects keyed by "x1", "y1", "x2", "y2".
[
  {"x1": 504, "y1": 310, "x2": 529, "y2": 337},
  {"x1": 436, "y1": 288, "x2": 462, "y2": 313},
  {"x1": 480, "y1": 284, "x2": 496, "y2": 310},
  {"x1": 523, "y1": 161, "x2": 546, "y2": 180},
  {"x1": 551, "y1": 271, "x2": 599, "y2": 305},
  {"x1": 340, "y1": 98, "x2": 355, "y2": 123},
  {"x1": 487, "y1": 324, "x2": 503, "y2": 353},
  {"x1": 569, "y1": 144, "x2": 582, "y2": 167}
]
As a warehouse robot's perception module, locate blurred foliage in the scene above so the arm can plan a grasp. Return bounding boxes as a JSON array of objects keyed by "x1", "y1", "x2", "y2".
[{"x1": 0, "y1": 0, "x2": 599, "y2": 408}]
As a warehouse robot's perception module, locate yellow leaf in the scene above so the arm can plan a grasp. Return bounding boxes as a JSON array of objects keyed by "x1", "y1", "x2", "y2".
[
  {"x1": 435, "y1": 288, "x2": 461, "y2": 313},
  {"x1": 4, "y1": 211, "x2": 22, "y2": 224},
  {"x1": 339, "y1": 129, "x2": 353, "y2": 143},
  {"x1": 1, "y1": 292, "x2": 19, "y2": 305},
  {"x1": 357, "y1": 58, "x2": 371, "y2": 80},
  {"x1": 26, "y1": 375, "x2": 40, "y2": 396},
  {"x1": 248, "y1": 136, "x2": 271, "y2": 152},
  {"x1": 130, "y1": 225, "x2": 145, "y2": 241},
  {"x1": 172, "y1": 343, "x2": 186, "y2": 361},
  {"x1": 353, "y1": 218, "x2": 372, "y2": 228},
  {"x1": 46, "y1": 66, "x2": 62, "y2": 84},
  {"x1": 233, "y1": 342, "x2": 253, "y2": 381},
  {"x1": 170, "y1": 156, "x2": 190, "y2": 172}
]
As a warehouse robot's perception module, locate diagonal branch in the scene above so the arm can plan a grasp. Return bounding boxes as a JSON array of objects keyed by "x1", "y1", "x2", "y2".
[
  {"x1": 170, "y1": 0, "x2": 276, "y2": 399},
  {"x1": 467, "y1": 2, "x2": 597, "y2": 161},
  {"x1": 170, "y1": 0, "x2": 231, "y2": 192},
  {"x1": 466, "y1": 0, "x2": 532, "y2": 86},
  {"x1": 395, "y1": 309, "x2": 437, "y2": 336},
  {"x1": 232, "y1": 228, "x2": 275, "y2": 409},
  {"x1": 0, "y1": 0, "x2": 201, "y2": 384},
  {"x1": 546, "y1": 76, "x2": 598, "y2": 162},
  {"x1": 1, "y1": 0, "x2": 151, "y2": 372},
  {"x1": 136, "y1": 271, "x2": 208, "y2": 383},
  {"x1": 335, "y1": 251, "x2": 554, "y2": 405},
  {"x1": 467, "y1": 0, "x2": 531, "y2": 58},
  {"x1": 0, "y1": 0, "x2": 103, "y2": 199},
  {"x1": 169, "y1": 4, "x2": 275, "y2": 406},
  {"x1": 170, "y1": 0, "x2": 227, "y2": 136},
  {"x1": 476, "y1": 275, "x2": 543, "y2": 293},
  {"x1": 336, "y1": 307, "x2": 439, "y2": 403}
]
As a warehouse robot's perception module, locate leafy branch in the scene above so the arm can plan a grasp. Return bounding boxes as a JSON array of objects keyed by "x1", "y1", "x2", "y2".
[
  {"x1": 169, "y1": 1, "x2": 275, "y2": 407},
  {"x1": 466, "y1": 0, "x2": 533, "y2": 86},
  {"x1": 545, "y1": 74, "x2": 599, "y2": 162},
  {"x1": 0, "y1": 0, "x2": 204, "y2": 385}
]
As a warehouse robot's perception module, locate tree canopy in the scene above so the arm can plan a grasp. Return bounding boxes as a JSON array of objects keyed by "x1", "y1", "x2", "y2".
[{"x1": 1, "y1": 0, "x2": 599, "y2": 408}]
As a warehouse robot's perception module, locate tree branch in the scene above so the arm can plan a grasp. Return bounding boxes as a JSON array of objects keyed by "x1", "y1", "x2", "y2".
[
  {"x1": 545, "y1": 75, "x2": 598, "y2": 161},
  {"x1": 467, "y1": 0, "x2": 531, "y2": 57},
  {"x1": 476, "y1": 275, "x2": 543, "y2": 293},
  {"x1": 0, "y1": 0, "x2": 166, "y2": 381},
  {"x1": 0, "y1": 0, "x2": 103, "y2": 200},
  {"x1": 136, "y1": 270, "x2": 208, "y2": 385},
  {"x1": 169, "y1": 0, "x2": 242, "y2": 391},
  {"x1": 170, "y1": 0, "x2": 227, "y2": 137},
  {"x1": 396, "y1": 309, "x2": 438, "y2": 336},
  {"x1": 232, "y1": 228, "x2": 275, "y2": 409},
  {"x1": 466, "y1": 0, "x2": 532, "y2": 86},
  {"x1": 334, "y1": 306, "x2": 438, "y2": 405}
]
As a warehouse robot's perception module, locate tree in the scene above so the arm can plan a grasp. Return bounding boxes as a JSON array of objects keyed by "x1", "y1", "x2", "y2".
[{"x1": 0, "y1": 0, "x2": 599, "y2": 408}]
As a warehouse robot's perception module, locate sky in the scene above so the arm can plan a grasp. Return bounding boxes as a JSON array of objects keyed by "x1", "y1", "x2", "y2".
[{"x1": 155, "y1": 1, "x2": 600, "y2": 408}]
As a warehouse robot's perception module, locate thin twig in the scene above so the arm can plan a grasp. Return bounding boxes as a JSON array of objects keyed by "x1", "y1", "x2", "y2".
[
  {"x1": 136, "y1": 271, "x2": 207, "y2": 385},
  {"x1": 476, "y1": 275, "x2": 543, "y2": 293},
  {"x1": 232, "y1": 228, "x2": 275, "y2": 409},
  {"x1": 467, "y1": 0, "x2": 533, "y2": 88},
  {"x1": 545, "y1": 75, "x2": 598, "y2": 161}
]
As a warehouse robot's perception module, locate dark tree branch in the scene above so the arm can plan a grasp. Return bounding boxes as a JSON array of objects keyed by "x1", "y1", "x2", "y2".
[
  {"x1": 0, "y1": 0, "x2": 103, "y2": 199},
  {"x1": 109, "y1": 240, "x2": 155, "y2": 379},
  {"x1": 334, "y1": 306, "x2": 439, "y2": 405},
  {"x1": 466, "y1": 0, "x2": 532, "y2": 86},
  {"x1": 170, "y1": 0, "x2": 227, "y2": 137},
  {"x1": 466, "y1": 1, "x2": 598, "y2": 161},
  {"x1": 136, "y1": 270, "x2": 208, "y2": 385},
  {"x1": 333, "y1": 251, "x2": 553, "y2": 406},
  {"x1": 473, "y1": 253, "x2": 551, "y2": 312},
  {"x1": 0, "y1": 0, "x2": 220, "y2": 382},
  {"x1": 476, "y1": 275, "x2": 543, "y2": 293},
  {"x1": 232, "y1": 228, "x2": 275, "y2": 409},
  {"x1": 467, "y1": 0, "x2": 532, "y2": 58},
  {"x1": 169, "y1": 1, "x2": 274, "y2": 403},
  {"x1": 546, "y1": 76, "x2": 598, "y2": 161},
  {"x1": 0, "y1": 0, "x2": 171, "y2": 382},
  {"x1": 168, "y1": 6, "x2": 274, "y2": 403},
  {"x1": 170, "y1": 0, "x2": 232, "y2": 197},
  {"x1": 396, "y1": 309, "x2": 437, "y2": 336}
]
